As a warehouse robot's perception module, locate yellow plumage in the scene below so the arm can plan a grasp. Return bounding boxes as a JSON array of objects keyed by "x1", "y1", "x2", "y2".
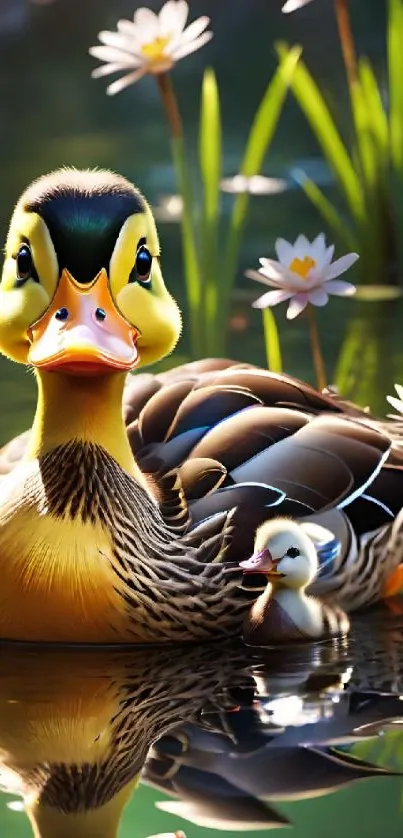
[{"x1": 0, "y1": 168, "x2": 251, "y2": 643}]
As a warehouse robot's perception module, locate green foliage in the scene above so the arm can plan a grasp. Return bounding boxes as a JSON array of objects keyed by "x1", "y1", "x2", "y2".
[
  {"x1": 171, "y1": 51, "x2": 300, "y2": 360},
  {"x1": 263, "y1": 308, "x2": 283, "y2": 373},
  {"x1": 276, "y1": 0, "x2": 403, "y2": 290}
]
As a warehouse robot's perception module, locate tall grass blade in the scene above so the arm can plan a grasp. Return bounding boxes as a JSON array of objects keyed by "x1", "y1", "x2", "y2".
[
  {"x1": 263, "y1": 309, "x2": 282, "y2": 372},
  {"x1": 358, "y1": 59, "x2": 388, "y2": 163},
  {"x1": 199, "y1": 68, "x2": 222, "y2": 351},
  {"x1": 291, "y1": 168, "x2": 359, "y2": 251},
  {"x1": 276, "y1": 43, "x2": 365, "y2": 223},
  {"x1": 222, "y1": 46, "x2": 301, "y2": 343},
  {"x1": 388, "y1": 0, "x2": 403, "y2": 280}
]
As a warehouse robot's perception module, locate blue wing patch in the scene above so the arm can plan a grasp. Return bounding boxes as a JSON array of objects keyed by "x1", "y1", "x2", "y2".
[{"x1": 316, "y1": 536, "x2": 342, "y2": 578}]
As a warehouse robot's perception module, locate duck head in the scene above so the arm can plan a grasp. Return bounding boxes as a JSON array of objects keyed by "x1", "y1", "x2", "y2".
[
  {"x1": 0, "y1": 168, "x2": 182, "y2": 375},
  {"x1": 240, "y1": 518, "x2": 319, "y2": 590}
]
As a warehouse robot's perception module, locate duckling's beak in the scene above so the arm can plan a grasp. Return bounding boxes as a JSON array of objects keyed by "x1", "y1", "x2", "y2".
[
  {"x1": 240, "y1": 549, "x2": 286, "y2": 578},
  {"x1": 27, "y1": 268, "x2": 139, "y2": 375}
]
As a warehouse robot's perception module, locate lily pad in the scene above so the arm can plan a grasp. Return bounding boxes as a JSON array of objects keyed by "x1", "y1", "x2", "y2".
[{"x1": 354, "y1": 285, "x2": 403, "y2": 301}]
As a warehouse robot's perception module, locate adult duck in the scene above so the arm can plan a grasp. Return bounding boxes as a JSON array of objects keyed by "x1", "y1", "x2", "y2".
[{"x1": 0, "y1": 167, "x2": 400, "y2": 644}]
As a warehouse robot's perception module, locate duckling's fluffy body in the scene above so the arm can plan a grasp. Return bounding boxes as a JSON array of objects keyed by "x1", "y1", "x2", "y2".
[{"x1": 241, "y1": 519, "x2": 350, "y2": 645}]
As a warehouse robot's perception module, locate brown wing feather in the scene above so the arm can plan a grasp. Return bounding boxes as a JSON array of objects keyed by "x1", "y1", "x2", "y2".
[
  {"x1": 179, "y1": 457, "x2": 227, "y2": 500},
  {"x1": 122, "y1": 373, "x2": 161, "y2": 423},
  {"x1": 190, "y1": 406, "x2": 309, "y2": 472},
  {"x1": 138, "y1": 380, "x2": 195, "y2": 445}
]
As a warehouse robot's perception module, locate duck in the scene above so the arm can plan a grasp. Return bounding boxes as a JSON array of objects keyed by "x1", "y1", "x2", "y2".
[
  {"x1": 240, "y1": 518, "x2": 350, "y2": 645},
  {"x1": 0, "y1": 166, "x2": 402, "y2": 645},
  {"x1": 0, "y1": 639, "x2": 252, "y2": 838}
]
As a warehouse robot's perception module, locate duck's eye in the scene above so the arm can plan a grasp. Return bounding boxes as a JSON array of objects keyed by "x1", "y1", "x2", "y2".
[
  {"x1": 286, "y1": 547, "x2": 300, "y2": 558},
  {"x1": 16, "y1": 244, "x2": 37, "y2": 286},
  {"x1": 129, "y1": 245, "x2": 152, "y2": 287}
]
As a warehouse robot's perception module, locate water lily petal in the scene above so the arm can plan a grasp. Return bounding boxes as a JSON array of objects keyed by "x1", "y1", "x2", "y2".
[
  {"x1": 395, "y1": 384, "x2": 403, "y2": 401},
  {"x1": 282, "y1": 0, "x2": 315, "y2": 10},
  {"x1": 386, "y1": 395, "x2": 403, "y2": 415},
  {"x1": 159, "y1": 0, "x2": 189, "y2": 36},
  {"x1": 308, "y1": 287, "x2": 329, "y2": 307},
  {"x1": 275, "y1": 237, "x2": 295, "y2": 267},
  {"x1": 133, "y1": 7, "x2": 159, "y2": 40},
  {"x1": 92, "y1": 61, "x2": 140, "y2": 79},
  {"x1": 286, "y1": 293, "x2": 308, "y2": 319},
  {"x1": 170, "y1": 31, "x2": 212, "y2": 60},
  {"x1": 325, "y1": 253, "x2": 359, "y2": 279},
  {"x1": 252, "y1": 289, "x2": 294, "y2": 309},
  {"x1": 89, "y1": 45, "x2": 137, "y2": 64},
  {"x1": 117, "y1": 19, "x2": 139, "y2": 36},
  {"x1": 106, "y1": 67, "x2": 147, "y2": 95},
  {"x1": 245, "y1": 269, "x2": 283, "y2": 288},
  {"x1": 322, "y1": 244, "x2": 335, "y2": 269},
  {"x1": 293, "y1": 234, "x2": 311, "y2": 259},
  {"x1": 171, "y1": 15, "x2": 210, "y2": 48},
  {"x1": 285, "y1": 270, "x2": 315, "y2": 290},
  {"x1": 97, "y1": 30, "x2": 142, "y2": 55},
  {"x1": 258, "y1": 258, "x2": 288, "y2": 282},
  {"x1": 325, "y1": 279, "x2": 356, "y2": 296},
  {"x1": 309, "y1": 233, "x2": 328, "y2": 268}
]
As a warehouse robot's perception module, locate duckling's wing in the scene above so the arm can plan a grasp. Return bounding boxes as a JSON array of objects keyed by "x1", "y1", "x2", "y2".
[{"x1": 300, "y1": 520, "x2": 342, "y2": 579}]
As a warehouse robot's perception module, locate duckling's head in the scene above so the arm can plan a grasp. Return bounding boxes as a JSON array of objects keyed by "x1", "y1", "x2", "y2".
[
  {"x1": 0, "y1": 168, "x2": 182, "y2": 374},
  {"x1": 240, "y1": 517, "x2": 318, "y2": 590}
]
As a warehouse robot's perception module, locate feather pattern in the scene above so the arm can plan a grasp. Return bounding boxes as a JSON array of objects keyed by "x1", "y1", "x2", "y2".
[{"x1": 0, "y1": 359, "x2": 402, "y2": 622}]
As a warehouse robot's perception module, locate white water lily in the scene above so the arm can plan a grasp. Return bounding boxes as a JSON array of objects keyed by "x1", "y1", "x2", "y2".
[
  {"x1": 246, "y1": 234, "x2": 358, "y2": 320},
  {"x1": 386, "y1": 384, "x2": 403, "y2": 419},
  {"x1": 89, "y1": 0, "x2": 213, "y2": 96},
  {"x1": 282, "y1": 0, "x2": 315, "y2": 11}
]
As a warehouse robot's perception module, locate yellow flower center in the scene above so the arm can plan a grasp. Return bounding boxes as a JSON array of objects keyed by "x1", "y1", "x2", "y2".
[
  {"x1": 141, "y1": 35, "x2": 171, "y2": 62},
  {"x1": 289, "y1": 255, "x2": 316, "y2": 279}
]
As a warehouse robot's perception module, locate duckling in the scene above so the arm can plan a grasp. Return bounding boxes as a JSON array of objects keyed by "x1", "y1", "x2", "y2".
[{"x1": 240, "y1": 518, "x2": 350, "y2": 645}]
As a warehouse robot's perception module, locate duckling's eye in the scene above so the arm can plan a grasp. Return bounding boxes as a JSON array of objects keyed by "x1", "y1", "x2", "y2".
[
  {"x1": 129, "y1": 244, "x2": 152, "y2": 288},
  {"x1": 286, "y1": 547, "x2": 300, "y2": 558},
  {"x1": 15, "y1": 244, "x2": 39, "y2": 287}
]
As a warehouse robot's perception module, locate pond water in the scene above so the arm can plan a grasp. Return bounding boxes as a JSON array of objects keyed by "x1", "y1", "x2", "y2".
[
  {"x1": 1, "y1": 609, "x2": 403, "y2": 837},
  {"x1": 0, "y1": 1, "x2": 402, "y2": 835}
]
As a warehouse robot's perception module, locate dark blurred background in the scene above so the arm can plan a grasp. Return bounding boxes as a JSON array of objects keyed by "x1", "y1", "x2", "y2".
[{"x1": 0, "y1": 0, "x2": 396, "y2": 443}]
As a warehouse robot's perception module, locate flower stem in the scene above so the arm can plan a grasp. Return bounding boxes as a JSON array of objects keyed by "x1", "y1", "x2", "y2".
[
  {"x1": 335, "y1": 0, "x2": 358, "y2": 88},
  {"x1": 306, "y1": 305, "x2": 327, "y2": 391},
  {"x1": 155, "y1": 73, "x2": 203, "y2": 358},
  {"x1": 156, "y1": 72, "x2": 183, "y2": 138}
]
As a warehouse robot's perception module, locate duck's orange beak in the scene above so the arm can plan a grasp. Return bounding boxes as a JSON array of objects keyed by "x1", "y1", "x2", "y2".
[{"x1": 27, "y1": 268, "x2": 139, "y2": 376}]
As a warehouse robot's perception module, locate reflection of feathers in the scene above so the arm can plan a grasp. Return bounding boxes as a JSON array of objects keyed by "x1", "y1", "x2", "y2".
[
  {"x1": 144, "y1": 615, "x2": 403, "y2": 830},
  {"x1": 0, "y1": 640, "x2": 254, "y2": 837}
]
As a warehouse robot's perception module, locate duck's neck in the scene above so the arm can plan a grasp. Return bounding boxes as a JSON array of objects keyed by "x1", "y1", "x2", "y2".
[
  {"x1": 27, "y1": 371, "x2": 145, "y2": 483},
  {"x1": 26, "y1": 775, "x2": 139, "y2": 838}
]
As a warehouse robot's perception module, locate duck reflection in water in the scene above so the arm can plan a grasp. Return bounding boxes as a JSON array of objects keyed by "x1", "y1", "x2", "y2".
[
  {"x1": 0, "y1": 640, "x2": 257, "y2": 838},
  {"x1": 2, "y1": 618, "x2": 403, "y2": 838},
  {"x1": 143, "y1": 617, "x2": 403, "y2": 831}
]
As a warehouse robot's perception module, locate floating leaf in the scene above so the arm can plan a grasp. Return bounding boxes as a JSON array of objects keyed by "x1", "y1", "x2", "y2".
[{"x1": 354, "y1": 285, "x2": 403, "y2": 301}]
